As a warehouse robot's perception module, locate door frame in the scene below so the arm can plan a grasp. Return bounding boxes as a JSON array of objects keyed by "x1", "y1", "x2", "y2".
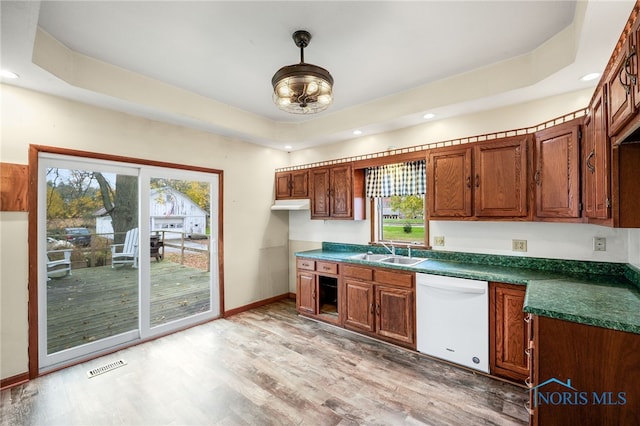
[{"x1": 28, "y1": 145, "x2": 225, "y2": 378}]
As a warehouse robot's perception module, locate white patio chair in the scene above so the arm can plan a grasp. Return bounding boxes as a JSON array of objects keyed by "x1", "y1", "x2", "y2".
[
  {"x1": 111, "y1": 227, "x2": 139, "y2": 268},
  {"x1": 47, "y1": 249, "x2": 72, "y2": 279}
]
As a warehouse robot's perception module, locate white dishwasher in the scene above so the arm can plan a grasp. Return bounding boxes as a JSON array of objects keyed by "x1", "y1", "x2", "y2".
[{"x1": 416, "y1": 273, "x2": 489, "y2": 373}]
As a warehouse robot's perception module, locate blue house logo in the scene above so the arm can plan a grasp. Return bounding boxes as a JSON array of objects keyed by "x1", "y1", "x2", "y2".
[{"x1": 529, "y1": 378, "x2": 626, "y2": 407}]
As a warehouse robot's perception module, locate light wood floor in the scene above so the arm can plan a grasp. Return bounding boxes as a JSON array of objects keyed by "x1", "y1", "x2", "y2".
[{"x1": 1, "y1": 300, "x2": 529, "y2": 425}]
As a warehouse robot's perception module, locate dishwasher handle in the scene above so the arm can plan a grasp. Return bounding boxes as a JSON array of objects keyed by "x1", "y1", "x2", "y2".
[{"x1": 418, "y1": 280, "x2": 486, "y2": 294}]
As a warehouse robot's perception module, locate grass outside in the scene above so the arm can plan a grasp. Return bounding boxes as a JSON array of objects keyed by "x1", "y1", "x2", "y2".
[{"x1": 382, "y1": 224, "x2": 425, "y2": 243}]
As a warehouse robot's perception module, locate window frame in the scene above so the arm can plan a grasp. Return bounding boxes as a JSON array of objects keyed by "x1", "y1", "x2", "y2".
[{"x1": 352, "y1": 151, "x2": 430, "y2": 250}]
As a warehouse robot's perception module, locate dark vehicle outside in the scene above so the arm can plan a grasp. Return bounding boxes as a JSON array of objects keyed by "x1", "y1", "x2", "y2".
[{"x1": 65, "y1": 227, "x2": 92, "y2": 246}]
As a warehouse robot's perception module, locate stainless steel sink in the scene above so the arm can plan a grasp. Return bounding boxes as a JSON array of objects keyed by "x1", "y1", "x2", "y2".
[
  {"x1": 350, "y1": 253, "x2": 428, "y2": 266},
  {"x1": 378, "y1": 256, "x2": 428, "y2": 266},
  {"x1": 349, "y1": 253, "x2": 390, "y2": 261}
]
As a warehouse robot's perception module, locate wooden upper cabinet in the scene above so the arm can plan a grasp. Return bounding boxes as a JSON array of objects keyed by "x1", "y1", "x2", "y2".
[
  {"x1": 427, "y1": 146, "x2": 473, "y2": 217},
  {"x1": 310, "y1": 167, "x2": 331, "y2": 218},
  {"x1": 534, "y1": 119, "x2": 582, "y2": 219},
  {"x1": 309, "y1": 164, "x2": 364, "y2": 220},
  {"x1": 584, "y1": 86, "x2": 611, "y2": 221},
  {"x1": 329, "y1": 165, "x2": 353, "y2": 218},
  {"x1": 474, "y1": 136, "x2": 529, "y2": 218},
  {"x1": 607, "y1": 33, "x2": 635, "y2": 137},
  {"x1": 275, "y1": 170, "x2": 308, "y2": 199},
  {"x1": 427, "y1": 136, "x2": 530, "y2": 219}
]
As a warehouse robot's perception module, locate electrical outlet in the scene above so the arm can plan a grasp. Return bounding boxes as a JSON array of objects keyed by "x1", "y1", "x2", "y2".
[
  {"x1": 434, "y1": 236, "x2": 445, "y2": 246},
  {"x1": 512, "y1": 239, "x2": 527, "y2": 252},
  {"x1": 593, "y1": 237, "x2": 606, "y2": 251}
]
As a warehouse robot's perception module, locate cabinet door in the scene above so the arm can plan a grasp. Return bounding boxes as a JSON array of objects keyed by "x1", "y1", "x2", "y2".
[
  {"x1": 375, "y1": 286, "x2": 414, "y2": 346},
  {"x1": 290, "y1": 170, "x2": 308, "y2": 198},
  {"x1": 474, "y1": 136, "x2": 529, "y2": 217},
  {"x1": 330, "y1": 165, "x2": 353, "y2": 218},
  {"x1": 584, "y1": 86, "x2": 611, "y2": 220},
  {"x1": 427, "y1": 146, "x2": 473, "y2": 217},
  {"x1": 534, "y1": 121, "x2": 581, "y2": 218},
  {"x1": 296, "y1": 271, "x2": 316, "y2": 315},
  {"x1": 607, "y1": 36, "x2": 635, "y2": 137},
  {"x1": 534, "y1": 317, "x2": 640, "y2": 425},
  {"x1": 310, "y1": 168, "x2": 331, "y2": 218},
  {"x1": 275, "y1": 172, "x2": 292, "y2": 199},
  {"x1": 490, "y1": 283, "x2": 528, "y2": 382},
  {"x1": 344, "y1": 279, "x2": 375, "y2": 332}
]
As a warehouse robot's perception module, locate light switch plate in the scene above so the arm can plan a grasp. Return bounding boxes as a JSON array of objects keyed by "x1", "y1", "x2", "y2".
[{"x1": 434, "y1": 236, "x2": 445, "y2": 246}]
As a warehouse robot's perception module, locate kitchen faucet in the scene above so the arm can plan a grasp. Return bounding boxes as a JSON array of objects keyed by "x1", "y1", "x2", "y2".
[{"x1": 380, "y1": 241, "x2": 395, "y2": 255}]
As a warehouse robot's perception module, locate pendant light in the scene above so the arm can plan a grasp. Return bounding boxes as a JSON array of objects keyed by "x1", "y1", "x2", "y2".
[{"x1": 271, "y1": 30, "x2": 334, "y2": 114}]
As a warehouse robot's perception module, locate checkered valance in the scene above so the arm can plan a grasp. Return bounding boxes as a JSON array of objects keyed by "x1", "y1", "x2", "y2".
[{"x1": 365, "y1": 160, "x2": 426, "y2": 198}]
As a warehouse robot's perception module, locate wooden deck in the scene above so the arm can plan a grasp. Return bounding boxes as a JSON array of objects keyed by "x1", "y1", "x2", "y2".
[{"x1": 46, "y1": 261, "x2": 210, "y2": 354}]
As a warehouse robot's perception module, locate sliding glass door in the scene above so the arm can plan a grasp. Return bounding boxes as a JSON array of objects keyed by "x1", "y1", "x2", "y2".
[
  {"x1": 141, "y1": 168, "x2": 219, "y2": 336},
  {"x1": 38, "y1": 154, "x2": 219, "y2": 372}
]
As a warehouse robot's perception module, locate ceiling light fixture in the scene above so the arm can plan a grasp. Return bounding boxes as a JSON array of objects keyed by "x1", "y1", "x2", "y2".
[
  {"x1": 272, "y1": 30, "x2": 334, "y2": 114},
  {"x1": 423, "y1": 113, "x2": 436, "y2": 119},
  {"x1": 580, "y1": 72, "x2": 600, "y2": 82},
  {"x1": 0, "y1": 69, "x2": 19, "y2": 79},
  {"x1": 353, "y1": 130, "x2": 362, "y2": 135}
]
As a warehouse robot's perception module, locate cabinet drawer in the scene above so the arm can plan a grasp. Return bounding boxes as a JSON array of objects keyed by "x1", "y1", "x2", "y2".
[
  {"x1": 316, "y1": 261, "x2": 338, "y2": 274},
  {"x1": 343, "y1": 265, "x2": 373, "y2": 281},
  {"x1": 296, "y1": 258, "x2": 315, "y2": 271},
  {"x1": 374, "y1": 270, "x2": 414, "y2": 288}
]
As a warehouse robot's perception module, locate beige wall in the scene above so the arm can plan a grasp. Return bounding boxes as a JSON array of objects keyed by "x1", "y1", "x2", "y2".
[{"x1": 0, "y1": 84, "x2": 290, "y2": 380}]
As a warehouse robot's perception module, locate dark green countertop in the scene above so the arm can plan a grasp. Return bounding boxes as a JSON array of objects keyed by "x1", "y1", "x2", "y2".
[{"x1": 296, "y1": 243, "x2": 640, "y2": 335}]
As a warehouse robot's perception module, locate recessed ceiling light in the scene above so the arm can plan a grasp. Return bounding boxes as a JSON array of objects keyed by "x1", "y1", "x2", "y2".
[
  {"x1": 0, "y1": 69, "x2": 19, "y2": 79},
  {"x1": 423, "y1": 113, "x2": 436, "y2": 119},
  {"x1": 580, "y1": 72, "x2": 600, "y2": 82},
  {"x1": 353, "y1": 130, "x2": 362, "y2": 135},
  {"x1": 284, "y1": 145, "x2": 293, "y2": 150}
]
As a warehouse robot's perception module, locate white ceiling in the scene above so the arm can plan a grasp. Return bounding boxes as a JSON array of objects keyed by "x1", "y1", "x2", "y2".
[{"x1": 0, "y1": 1, "x2": 635, "y2": 151}]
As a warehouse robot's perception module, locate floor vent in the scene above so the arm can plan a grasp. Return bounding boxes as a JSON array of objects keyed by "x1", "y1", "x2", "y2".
[{"x1": 87, "y1": 359, "x2": 127, "y2": 378}]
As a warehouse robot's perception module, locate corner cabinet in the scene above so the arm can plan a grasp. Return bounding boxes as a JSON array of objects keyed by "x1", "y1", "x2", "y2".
[
  {"x1": 489, "y1": 282, "x2": 528, "y2": 383},
  {"x1": 533, "y1": 119, "x2": 582, "y2": 220},
  {"x1": 275, "y1": 170, "x2": 308, "y2": 199},
  {"x1": 529, "y1": 316, "x2": 640, "y2": 425},
  {"x1": 427, "y1": 135, "x2": 531, "y2": 220},
  {"x1": 309, "y1": 164, "x2": 365, "y2": 220}
]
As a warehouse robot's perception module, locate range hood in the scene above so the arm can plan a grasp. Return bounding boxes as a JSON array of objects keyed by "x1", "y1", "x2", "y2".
[{"x1": 270, "y1": 199, "x2": 310, "y2": 211}]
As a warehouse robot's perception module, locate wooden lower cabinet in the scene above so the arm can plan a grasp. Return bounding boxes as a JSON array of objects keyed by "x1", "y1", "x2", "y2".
[
  {"x1": 489, "y1": 282, "x2": 529, "y2": 382},
  {"x1": 344, "y1": 279, "x2": 375, "y2": 332},
  {"x1": 375, "y1": 285, "x2": 414, "y2": 345},
  {"x1": 530, "y1": 316, "x2": 640, "y2": 425},
  {"x1": 343, "y1": 266, "x2": 415, "y2": 349},
  {"x1": 296, "y1": 270, "x2": 316, "y2": 315},
  {"x1": 296, "y1": 259, "x2": 341, "y2": 325}
]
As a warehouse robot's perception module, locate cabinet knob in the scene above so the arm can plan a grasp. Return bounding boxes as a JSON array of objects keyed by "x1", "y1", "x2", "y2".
[{"x1": 475, "y1": 174, "x2": 480, "y2": 188}]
